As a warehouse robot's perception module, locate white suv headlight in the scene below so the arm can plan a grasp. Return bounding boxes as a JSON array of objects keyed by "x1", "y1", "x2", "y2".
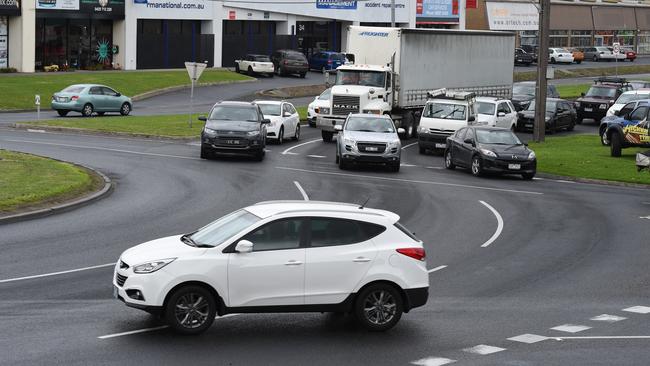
[{"x1": 133, "y1": 258, "x2": 176, "y2": 274}]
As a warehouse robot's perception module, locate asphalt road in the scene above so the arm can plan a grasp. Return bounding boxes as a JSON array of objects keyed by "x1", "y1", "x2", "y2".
[{"x1": 1, "y1": 122, "x2": 649, "y2": 365}]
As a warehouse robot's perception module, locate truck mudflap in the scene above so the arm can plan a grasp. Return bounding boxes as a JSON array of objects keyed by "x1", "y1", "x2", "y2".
[{"x1": 317, "y1": 115, "x2": 345, "y2": 132}]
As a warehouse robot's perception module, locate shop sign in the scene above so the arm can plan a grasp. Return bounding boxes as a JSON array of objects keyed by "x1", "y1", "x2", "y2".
[
  {"x1": 78, "y1": 0, "x2": 124, "y2": 15},
  {"x1": 0, "y1": 16, "x2": 7, "y2": 35},
  {"x1": 416, "y1": 0, "x2": 459, "y2": 21},
  {"x1": 316, "y1": 0, "x2": 357, "y2": 10},
  {"x1": 134, "y1": 0, "x2": 211, "y2": 20},
  {"x1": 0, "y1": 0, "x2": 20, "y2": 15},
  {"x1": 36, "y1": 0, "x2": 79, "y2": 10},
  {"x1": 229, "y1": 10, "x2": 235, "y2": 19},
  {"x1": 0, "y1": 34, "x2": 7, "y2": 69},
  {"x1": 486, "y1": 2, "x2": 538, "y2": 31}
]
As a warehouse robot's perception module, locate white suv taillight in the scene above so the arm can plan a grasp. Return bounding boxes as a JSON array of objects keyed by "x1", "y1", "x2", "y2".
[{"x1": 396, "y1": 248, "x2": 426, "y2": 261}]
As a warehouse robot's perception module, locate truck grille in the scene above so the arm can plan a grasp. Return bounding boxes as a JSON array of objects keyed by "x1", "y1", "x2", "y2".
[
  {"x1": 357, "y1": 142, "x2": 386, "y2": 154},
  {"x1": 116, "y1": 273, "x2": 127, "y2": 287},
  {"x1": 332, "y1": 95, "x2": 360, "y2": 116}
]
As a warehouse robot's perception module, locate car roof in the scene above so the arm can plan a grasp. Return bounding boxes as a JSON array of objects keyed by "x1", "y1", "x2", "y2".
[
  {"x1": 347, "y1": 113, "x2": 391, "y2": 119},
  {"x1": 67, "y1": 84, "x2": 105, "y2": 88},
  {"x1": 214, "y1": 101, "x2": 256, "y2": 107},
  {"x1": 245, "y1": 200, "x2": 400, "y2": 223},
  {"x1": 471, "y1": 126, "x2": 511, "y2": 131},
  {"x1": 621, "y1": 89, "x2": 650, "y2": 94},
  {"x1": 476, "y1": 96, "x2": 507, "y2": 103},
  {"x1": 254, "y1": 100, "x2": 284, "y2": 105},
  {"x1": 590, "y1": 84, "x2": 618, "y2": 89}
]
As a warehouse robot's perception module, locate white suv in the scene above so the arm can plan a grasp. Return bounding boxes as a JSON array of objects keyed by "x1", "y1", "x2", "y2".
[{"x1": 113, "y1": 201, "x2": 429, "y2": 334}]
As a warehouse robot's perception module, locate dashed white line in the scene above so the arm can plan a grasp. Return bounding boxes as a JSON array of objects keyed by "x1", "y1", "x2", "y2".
[
  {"x1": 307, "y1": 154, "x2": 326, "y2": 158},
  {"x1": 426, "y1": 166, "x2": 443, "y2": 170},
  {"x1": 281, "y1": 138, "x2": 321, "y2": 155},
  {"x1": 478, "y1": 200, "x2": 504, "y2": 248},
  {"x1": 640, "y1": 215, "x2": 650, "y2": 220},
  {"x1": 554, "y1": 335, "x2": 650, "y2": 341},
  {"x1": 463, "y1": 344, "x2": 506, "y2": 355},
  {"x1": 293, "y1": 181, "x2": 309, "y2": 201},
  {"x1": 508, "y1": 334, "x2": 548, "y2": 344},
  {"x1": 401, "y1": 142, "x2": 418, "y2": 150},
  {"x1": 27, "y1": 129, "x2": 46, "y2": 133},
  {"x1": 276, "y1": 167, "x2": 544, "y2": 196},
  {"x1": 98, "y1": 314, "x2": 239, "y2": 339},
  {"x1": 400, "y1": 163, "x2": 417, "y2": 167},
  {"x1": 427, "y1": 265, "x2": 448, "y2": 273},
  {"x1": 550, "y1": 324, "x2": 592, "y2": 333},
  {"x1": 0, "y1": 263, "x2": 115, "y2": 284},
  {"x1": 623, "y1": 306, "x2": 650, "y2": 314},
  {"x1": 411, "y1": 357, "x2": 456, "y2": 366},
  {"x1": 590, "y1": 314, "x2": 627, "y2": 322}
]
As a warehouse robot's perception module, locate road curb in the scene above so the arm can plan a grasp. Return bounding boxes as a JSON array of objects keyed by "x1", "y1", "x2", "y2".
[
  {"x1": 12, "y1": 123, "x2": 200, "y2": 143},
  {"x1": 0, "y1": 162, "x2": 114, "y2": 225},
  {"x1": 538, "y1": 172, "x2": 650, "y2": 189}
]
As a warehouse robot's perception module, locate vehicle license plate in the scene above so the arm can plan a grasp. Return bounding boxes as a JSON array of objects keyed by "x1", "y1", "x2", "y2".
[
  {"x1": 113, "y1": 286, "x2": 118, "y2": 299},
  {"x1": 508, "y1": 164, "x2": 521, "y2": 170},
  {"x1": 525, "y1": 124, "x2": 533, "y2": 128},
  {"x1": 366, "y1": 147, "x2": 378, "y2": 151},
  {"x1": 584, "y1": 107, "x2": 592, "y2": 112},
  {"x1": 435, "y1": 143, "x2": 446, "y2": 148},
  {"x1": 226, "y1": 140, "x2": 240, "y2": 145},
  {"x1": 58, "y1": 97, "x2": 67, "y2": 102}
]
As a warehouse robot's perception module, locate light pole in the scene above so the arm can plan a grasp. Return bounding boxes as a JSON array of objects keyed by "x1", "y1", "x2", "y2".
[
  {"x1": 533, "y1": 0, "x2": 551, "y2": 143},
  {"x1": 391, "y1": 0, "x2": 396, "y2": 27}
]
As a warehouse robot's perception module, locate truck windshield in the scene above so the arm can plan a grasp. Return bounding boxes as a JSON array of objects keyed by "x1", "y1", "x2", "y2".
[
  {"x1": 336, "y1": 70, "x2": 386, "y2": 88},
  {"x1": 423, "y1": 102, "x2": 466, "y2": 120}
]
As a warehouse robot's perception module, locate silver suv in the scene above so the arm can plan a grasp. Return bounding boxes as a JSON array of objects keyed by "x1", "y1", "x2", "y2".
[{"x1": 334, "y1": 113, "x2": 404, "y2": 172}]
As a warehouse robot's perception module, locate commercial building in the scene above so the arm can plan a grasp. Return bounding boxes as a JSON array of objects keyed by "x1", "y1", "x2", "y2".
[
  {"x1": 0, "y1": 0, "x2": 21, "y2": 69},
  {"x1": 467, "y1": 0, "x2": 650, "y2": 53}
]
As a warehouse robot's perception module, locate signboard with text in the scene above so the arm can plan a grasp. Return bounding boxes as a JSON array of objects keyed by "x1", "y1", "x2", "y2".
[
  {"x1": 133, "y1": 0, "x2": 212, "y2": 20},
  {"x1": 316, "y1": 0, "x2": 357, "y2": 10},
  {"x1": 486, "y1": 2, "x2": 538, "y2": 31},
  {"x1": 36, "y1": 0, "x2": 79, "y2": 10},
  {"x1": 416, "y1": 0, "x2": 459, "y2": 23},
  {"x1": 0, "y1": 0, "x2": 20, "y2": 15}
]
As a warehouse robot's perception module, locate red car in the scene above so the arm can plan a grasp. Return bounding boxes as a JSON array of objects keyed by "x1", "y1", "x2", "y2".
[{"x1": 622, "y1": 47, "x2": 636, "y2": 62}]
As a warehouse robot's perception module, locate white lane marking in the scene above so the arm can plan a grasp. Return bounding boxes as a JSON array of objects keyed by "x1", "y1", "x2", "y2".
[
  {"x1": 426, "y1": 166, "x2": 443, "y2": 170},
  {"x1": 98, "y1": 314, "x2": 239, "y2": 339},
  {"x1": 281, "y1": 138, "x2": 321, "y2": 155},
  {"x1": 463, "y1": 344, "x2": 506, "y2": 355},
  {"x1": 478, "y1": 200, "x2": 504, "y2": 248},
  {"x1": 27, "y1": 129, "x2": 46, "y2": 133},
  {"x1": 401, "y1": 142, "x2": 418, "y2": 150},
  {"x1": 551, "y1": 179, "x2": 577, "y2": 184},
  {"x1": 400, "y1": 163, "x2": 417, "y2": 167},
  {"x1": 554, "y1": 335, "x2": 650, "y2": 341},
  {"x1": 98, "y1": 325, "x2": 169, "y2": 339},
  {"x1": 508, "y1": 334, "x2": 548, "y2": 344},
  {"x1": 411, "y1": 357, "x2": 456, "y2": 366},
  {"x1": 276, "y1": 167, "x2": 544, "y2": 196},
  {"x1": 307, "y1": 154, "x2": 326, "y2": 158},
  {"x1": 623, "y1": 306, "x2": 650, "y2": 314},
  {"x1": 293, "y1": 181, "x2": 309, "y2": 201},
  {"x1": 0, "y1": 263, "x2": 115, "y2": 284},
  {"x1": 3, "y1": 139, "x2": 200, "y2": 161},
  {"x1": 427, "y1": 265, "x2": 448, "y2": 273},
  {"x1": 550, "y1": 324, "x2": 592, "y2": 333},
  {"x1": 590, "y1": 314, "x2": 627, "y2": 322},
  {"x1": 640, "y1": 215, "x2": 650, "y2": 220}
]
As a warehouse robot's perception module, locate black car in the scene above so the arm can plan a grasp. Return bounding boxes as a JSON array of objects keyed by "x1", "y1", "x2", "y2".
[
  {"x1": 271, "y1": 49, "x2": 309, "y2": 78},
  {"x1": 512, "y1": 81, "x2": 560, "y2": 111},
  {"x1": 199, "y1": 101, "x2": 270, "y2": 161},
  {"x1": 574, "y1": 77, "x2": 632, "y2": 124},
  {"x1": 520, "y1": 45, "x2": 538, "y2": 63},
  {"x1": 517, "y1": 98, "x2": 576, "y2": 133},
  {"x1": 514, "y1": 48, "x2": 534, "y2": 66},
  {"x1": 444, "y1": 126, "x2": 537, "y2": 180}
]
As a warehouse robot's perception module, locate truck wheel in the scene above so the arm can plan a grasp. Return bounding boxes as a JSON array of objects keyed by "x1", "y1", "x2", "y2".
[
  {"x1": 401, "y1": 112, "x2": 415, "y2": 140},
  {"x1": 322, "y1": 130, "x2": 333, "y2": 143},
  {"x1": 610, "y1": 132, "x2": 622, "y2": 157}
]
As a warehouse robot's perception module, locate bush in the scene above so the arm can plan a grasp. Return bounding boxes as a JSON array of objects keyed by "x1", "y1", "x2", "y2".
[{"x1": 0, "y1": 67, "x2": 18, "y2": 73}]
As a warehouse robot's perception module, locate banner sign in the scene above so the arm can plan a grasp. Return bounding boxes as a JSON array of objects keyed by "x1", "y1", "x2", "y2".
[
  {"x1": 416, "y1": 0, "x2": 459, "y2": 23},
  {"x1": 36, "y1": 0, "x2": 79, "y2": 10},
  {"x1": 486, "y1": 2, "x2": 538, "y2": 31},
  {"x1": 316, "y1": 0, "x2": 357, "y2": 10},
  {"x1": 0, "y1": 0, "x2": 20, "y2": 15}
]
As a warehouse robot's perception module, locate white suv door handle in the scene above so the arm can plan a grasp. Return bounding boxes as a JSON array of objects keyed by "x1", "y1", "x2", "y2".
[
  {"x1": 284, "y1": 260, "x2": 303, "y2": 266},
  {"x1": 353, "y1": 257, "x2": 371, "y2": 263}
]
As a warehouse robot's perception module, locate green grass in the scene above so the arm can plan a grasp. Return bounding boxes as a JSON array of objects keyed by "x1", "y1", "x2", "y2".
[
  {"x1": 514, "y1": 64, "x2": 650, "y2": 82},
  {"x1": 0, "y1": 150, "x2": 98, "y2": 212},
  {"x1": 21, "y1": 114, "x2": 205, "y2": 138},
  {"x1": 556, "y1": 84, "x2": 591, "y2": 99},
  {"x1": 296, "y1": 106, "x2": 308, "y2": 121},
  {"x1": 0, "y1": 70, "x2": 252, "y2": 111},
  {"x1": 529, "y1": 134, "x2": 650, "y2": 185}
]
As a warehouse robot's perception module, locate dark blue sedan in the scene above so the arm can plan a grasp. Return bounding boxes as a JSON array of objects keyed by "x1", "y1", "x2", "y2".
[{"x1": 308, "y1": 51, "x2": 345, "y2": 72}]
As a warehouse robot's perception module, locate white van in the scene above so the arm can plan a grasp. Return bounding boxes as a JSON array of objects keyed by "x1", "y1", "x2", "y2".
[{"x1": 417, "y1": 89, "x2": 476, "y2": 154}]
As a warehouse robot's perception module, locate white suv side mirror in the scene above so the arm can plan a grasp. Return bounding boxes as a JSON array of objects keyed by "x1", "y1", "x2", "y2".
[{"x1": 235, "y1": 240, "x2": 253, "y2": 253}]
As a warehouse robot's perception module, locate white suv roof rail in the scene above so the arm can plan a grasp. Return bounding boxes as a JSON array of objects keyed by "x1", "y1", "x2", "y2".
[{"x1": 427, "y1": 89, "x2": 476, "y2": 101}]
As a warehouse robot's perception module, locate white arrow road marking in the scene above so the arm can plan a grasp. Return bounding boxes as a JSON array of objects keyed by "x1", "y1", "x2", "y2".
[
  {"x1": 623, "y1": 306, "x2": 650, "y2": 314},
  {"x1": 293, "y1": 181, "x2": 309, "y2": 201},
  {"x1": 640, "y1": 216, "x2": 650, "y2": 220},
  {"x1": 550, "y1": 324, "x2": 592, "y2": 333},
  {"x1": 0, "y1": 263, "x2": 115, "y2": 284},
  {"x1": 427, "y1": 265, "x2": 447, "y2": 274},
  {"x1": 411, "y1": 357, "x2": 456, "y2": 366},
  {"x1": 508, "y1": 334, "x2": 548, "y2": 344},
  {"x1": 590, "y1": 314, "x2": 627, "y2": 322},
  {"x1": 478, "y1": 201, "x2": 504, "y2": 248},
  {"x1": 281, "y1": 138, "x2": 321, "y2": 155},
  {"x1": 463, "y1": 344, "x2": 506, "y2": 355},
  {"x1": 401, "y1": 142, "x2": 418, "y2": 150}
]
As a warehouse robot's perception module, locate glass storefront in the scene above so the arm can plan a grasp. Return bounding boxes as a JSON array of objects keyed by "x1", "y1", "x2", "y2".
[
  {"x1": 35, "y1": 18, "x2": 113, "y2": 70},
  {"x1": 570, "y1": 30, "x2": 592, "y2": 47},
  {"x1": 639, "y1": 31, "x2": 650, "y2": 54}
]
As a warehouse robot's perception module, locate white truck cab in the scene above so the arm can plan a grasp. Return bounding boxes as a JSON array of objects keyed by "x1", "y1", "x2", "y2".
[{"x1": 418, "y1": 89, "x2": 477, "y2": 154}]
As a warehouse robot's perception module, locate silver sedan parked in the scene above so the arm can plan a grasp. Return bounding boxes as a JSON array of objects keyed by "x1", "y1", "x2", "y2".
[{"x1": 335, "y1": 113, "x2": 404, "y2": 172}]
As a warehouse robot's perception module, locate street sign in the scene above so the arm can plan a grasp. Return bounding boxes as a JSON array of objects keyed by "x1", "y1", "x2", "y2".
[
  {"x1": 185, "y1": 62, "x2": 207, "y2": 81},
  {"x1": 613, "y1": 42, "x2": 620, "y2": 55},
  {"x1": 35, "y1": 94, "x2": 40, "y2": 105}
]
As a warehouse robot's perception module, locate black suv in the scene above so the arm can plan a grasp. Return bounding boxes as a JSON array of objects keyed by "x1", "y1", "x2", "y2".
[
  {"x1": 271, "y1": 49, "x2": 309, "y2": 78},
  {"x1": 199, "y1": 101, "x2": 270, "y2": 161},
  {"x1": 574, "y1": 77, "x2": 633, "y2": 124},
  {"x1": 514, "y1": 48, "x2": 534, "y2": 66},
  {"x1": 512, "y1": 81, "x2": 560, "y2": 111}
]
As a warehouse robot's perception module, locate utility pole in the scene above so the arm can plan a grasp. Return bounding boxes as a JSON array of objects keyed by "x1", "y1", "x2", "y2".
[
  {"x1": 533, "y1": 0, "x2": 551, "y2": 143},
  {"x1": 391, "y1": 0, "x2": 396, "y2": 27}
]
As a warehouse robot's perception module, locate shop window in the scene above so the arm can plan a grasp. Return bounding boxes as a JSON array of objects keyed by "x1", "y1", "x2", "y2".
[
  {"x1": 638, "y1": 31, "x2": 650, "y2": 54},
  {"x1": 570, "y1": 30, "x2": 592, "y2": 47}
]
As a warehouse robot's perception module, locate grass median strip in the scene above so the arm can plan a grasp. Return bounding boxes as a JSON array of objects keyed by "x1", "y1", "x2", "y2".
[
  {"x1": 529, "y1": 134, "x2": 650, "y2": 185},
  {"x1": 0, "y1": 150, "x2": 101, "y2": 213},
  {"x1": 0, "y1": 70, "x2": 252, "y2": 111}
]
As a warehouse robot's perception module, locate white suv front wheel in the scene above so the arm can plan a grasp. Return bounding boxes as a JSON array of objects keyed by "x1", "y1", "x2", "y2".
[
  {"x1": 354, "y1": 283, "x2": 403, "y2": 332},
  {"x1": 165, "y1": 285, "x2": 217, "y2": 335}
]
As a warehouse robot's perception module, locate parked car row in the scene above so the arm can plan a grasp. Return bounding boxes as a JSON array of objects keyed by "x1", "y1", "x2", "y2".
[
  {"x1": 515, "y1": 45, "x2": 637, "y2": 66},
  {"x1": 234, "y1": 50, "x2": 350, "y2": 78}
]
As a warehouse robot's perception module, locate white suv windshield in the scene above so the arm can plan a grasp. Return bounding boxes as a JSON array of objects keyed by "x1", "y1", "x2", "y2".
[
  {"x1": 423, "y1": 102, "x2": 467, "y2": 120},
  {"x1": 190, "y1": 210, "x2": 261, "y2": 247}
]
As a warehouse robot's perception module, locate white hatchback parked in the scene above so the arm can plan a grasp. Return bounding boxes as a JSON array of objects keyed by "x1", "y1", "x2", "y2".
[
  {"x1": 113, "y1": 201, "x2": 429, "y2": 334},
  {"x1": 257, "y1": 101, "x2": 301, "y2": 144}
]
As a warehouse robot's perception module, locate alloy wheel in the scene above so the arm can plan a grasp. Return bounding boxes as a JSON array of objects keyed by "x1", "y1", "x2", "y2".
[
  {"x1": 471, "y1": 157, "x2": 481, "y2": 175},
  {"x1": 174, "y1": 292, "x2": 210, "y2": 329},
  {"x1": 363, "y1": 290, "x2": 396, "y2": 325}
]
